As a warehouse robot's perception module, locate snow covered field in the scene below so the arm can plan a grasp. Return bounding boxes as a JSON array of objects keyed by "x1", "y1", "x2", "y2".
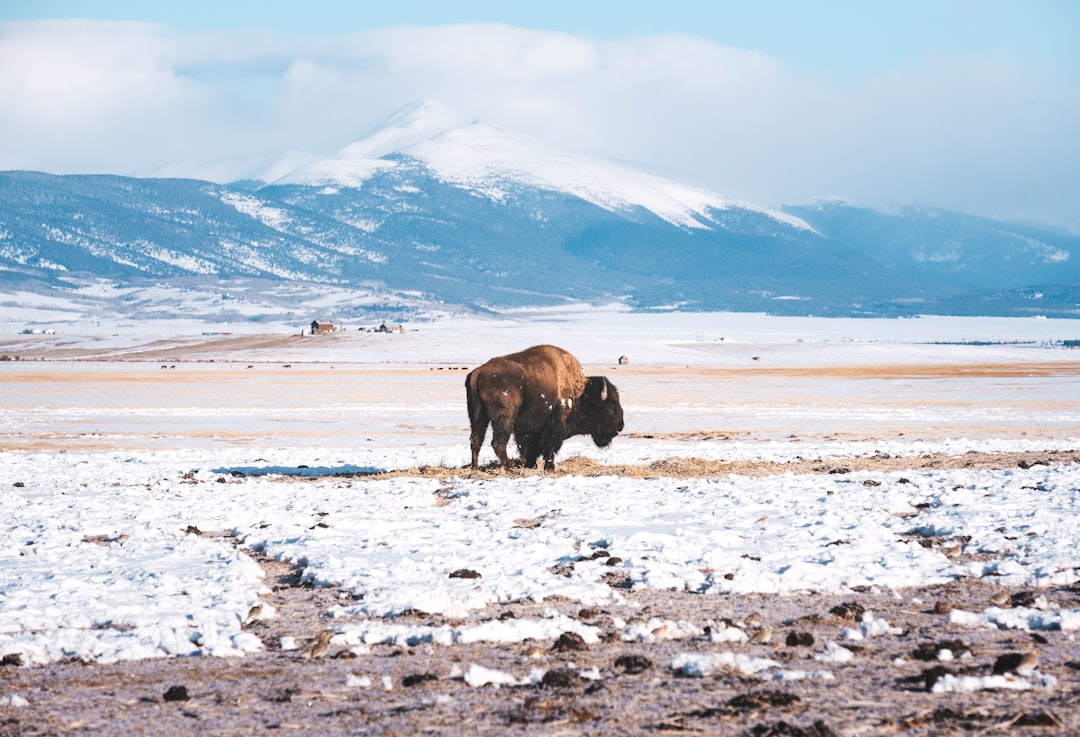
[{"x1": 1, "y1": 310, "x2": 1079, "y2": 668}]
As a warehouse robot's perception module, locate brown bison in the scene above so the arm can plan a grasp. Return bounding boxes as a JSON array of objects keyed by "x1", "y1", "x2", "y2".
[{"x1": 466, "y1": 344, "x2": 624, "y2": 471}]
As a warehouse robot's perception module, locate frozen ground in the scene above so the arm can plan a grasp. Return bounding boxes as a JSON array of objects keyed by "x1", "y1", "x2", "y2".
[
  {"x1": 7, "y1": 303, "x2": 1080, "y2": 367},
  {"x1": 2, "y1": 310, "x2": 1078, "y2": 668}
]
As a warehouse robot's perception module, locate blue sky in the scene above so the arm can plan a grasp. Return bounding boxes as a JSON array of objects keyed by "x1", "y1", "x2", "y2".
[
  {"x1": 2, "y1": 1, "x2": 1078, "y2": 227},
  {"x1": 9, "y1": 1, "x2": 1077, "y2": 82}
]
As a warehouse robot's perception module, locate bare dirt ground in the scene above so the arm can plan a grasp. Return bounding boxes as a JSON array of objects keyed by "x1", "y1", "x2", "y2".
[{"x1": 2, "y1": 450, "x2": 1079, "y2": 737}]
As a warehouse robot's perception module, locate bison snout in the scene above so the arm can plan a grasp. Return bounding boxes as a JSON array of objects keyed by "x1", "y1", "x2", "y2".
[{"x1": 592, "y1": 428, "x2": 621, "y2": 448}]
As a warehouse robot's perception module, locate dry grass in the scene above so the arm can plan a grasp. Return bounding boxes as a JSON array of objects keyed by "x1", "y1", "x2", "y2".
[{"x1": 350, "y1": 449, "x2": 1080, "y2": 483}]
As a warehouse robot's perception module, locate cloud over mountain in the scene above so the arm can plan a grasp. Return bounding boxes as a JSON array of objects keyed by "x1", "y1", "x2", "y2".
[
  {"x1": 1, "y1": 19, "x2": 1077, "y2": 229},
  {"x1": 3, "y1": 100, "x2": 1077, "y2": 321}
]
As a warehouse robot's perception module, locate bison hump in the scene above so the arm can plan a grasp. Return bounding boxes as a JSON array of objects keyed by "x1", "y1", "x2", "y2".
[
  {"x1": 552, "y1": 348, "x2": 586, "y2": 401},
  {"x1": 489, "y1": 345, "x2": 586, "y2": 402}
]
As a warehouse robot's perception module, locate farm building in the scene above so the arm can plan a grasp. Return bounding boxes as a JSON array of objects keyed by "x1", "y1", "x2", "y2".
[{"x1": 310, "y1": 320, "x2": 335, "y2": 334}]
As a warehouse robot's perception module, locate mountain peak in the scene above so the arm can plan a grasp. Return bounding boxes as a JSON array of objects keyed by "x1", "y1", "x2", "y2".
[
  {"x1": 269, "y1": 100, "x2": 809, "y2": 232},
  {"x1": 338, "y1": 99, "x2": 472, "y2": 161}
]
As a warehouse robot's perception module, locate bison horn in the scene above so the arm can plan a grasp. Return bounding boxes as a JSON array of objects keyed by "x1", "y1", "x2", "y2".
[{"x1": 600, "y1": 378, "x2": 608, "y2": 402}]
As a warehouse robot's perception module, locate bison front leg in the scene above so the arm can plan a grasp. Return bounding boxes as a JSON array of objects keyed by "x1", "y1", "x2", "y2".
[
  {"x1": 541, "y1": 452, "x2": 558, "y2": 472},
  {"x1": 538, "y1": 413, "x2": 567, "y2": 471},
  {"x1": 516, "y1": 432, "x2": 541, "y2": 469}
]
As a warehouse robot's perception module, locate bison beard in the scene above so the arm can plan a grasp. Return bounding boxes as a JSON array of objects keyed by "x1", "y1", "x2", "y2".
[{"x1": 466, "y1": 345, "x2": 625, "y2": 471}]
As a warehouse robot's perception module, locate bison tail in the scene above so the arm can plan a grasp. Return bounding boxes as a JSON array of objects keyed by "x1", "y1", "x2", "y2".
[{"x1": 465, "y1": 370, "x2": 482, "y2": 423}]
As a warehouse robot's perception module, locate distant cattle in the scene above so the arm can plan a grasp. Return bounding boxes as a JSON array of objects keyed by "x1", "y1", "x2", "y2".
[{"x1": 466, "y1": 345, "x2": 624, "y2": 471}]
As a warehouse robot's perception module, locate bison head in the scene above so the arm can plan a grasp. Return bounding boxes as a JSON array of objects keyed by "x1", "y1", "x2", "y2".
[{"x1": 581, "y1": 376, "x2": 624, "y2": 447}]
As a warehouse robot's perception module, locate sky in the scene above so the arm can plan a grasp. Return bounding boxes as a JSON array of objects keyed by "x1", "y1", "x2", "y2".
[{"x1": 1, "y1": 1, "x2": 1078, "y2": 228}]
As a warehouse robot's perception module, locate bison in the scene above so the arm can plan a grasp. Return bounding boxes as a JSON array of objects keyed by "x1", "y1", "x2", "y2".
[{"x1": 466, "y1": 344, "x2": 624, "y2": 471}]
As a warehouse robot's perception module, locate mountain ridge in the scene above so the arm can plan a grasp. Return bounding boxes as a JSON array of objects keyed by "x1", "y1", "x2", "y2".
[
  {"x1": 271, "y1": 99, "x2": 809, "y2": 233},
  {"x1": 2, "y1": 101, "x2": 1078, "y2": 323}
]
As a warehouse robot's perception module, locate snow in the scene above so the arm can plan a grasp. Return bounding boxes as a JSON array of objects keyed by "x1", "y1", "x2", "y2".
[
  {"x1": 333, "y1": 611, "x2": 600, "y2": 649},
  {"x1": 218, "y1": 191, "x2": 292, "y2": 230},
  {"x1": 0, "y1": 694, "x2": 29, "y2": 708},
  {"x1": 339, "y1": 99, "x2": 472, "y2": 161},
  {"x1": 815, "y1": 641, "x2": 855, "y2": 663},
  {"x1": 948, "y1": 605, "x2": 1080, "y2": 632},
  {"x1": 461, "y1": 663, "x2": 526, "y2": 688},
  {"x1": 270, "y1": 98, "x2": 808, "y2": 231},
  {"x1": 1, "y1": 310, "x2": 1079, "y2": 667},
  {"x1": 840, "y1": 612, "x2": 905, "y2": 641},
  {"x1": 931, "y1": 672, "x2": 1057, "y2": 694},
  {"x1": 271, "y1": 157, "x2": 396, "y2": 189},
  {"x1": 675, "y1": 646, "x2": 839, "y2": 682},
  {"x1": 672, "y1": 651, "x2": 789, "y2": 678},
  {"x1": 404, "y1": 122, "x2": 805, "y2": 231}
]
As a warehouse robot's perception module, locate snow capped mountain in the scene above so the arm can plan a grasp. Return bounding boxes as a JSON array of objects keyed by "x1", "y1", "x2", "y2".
[
  {"x1": 273, "y1": 99, "x2": 810, "y2": 232},
  {"x1": 338, "y1": 99, "x2": 472, "y2": 160},
  {"x1": 2, "y1": 100, "x2": 1078, "y2": 322},
  {"x1": 271, "y1": 156, "x2": 398, "y2": 190}
]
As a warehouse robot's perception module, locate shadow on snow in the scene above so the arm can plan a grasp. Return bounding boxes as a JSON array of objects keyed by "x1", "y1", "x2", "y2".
[{"x1": 211, "y1": 464, "x2": 384, "y2": 478}]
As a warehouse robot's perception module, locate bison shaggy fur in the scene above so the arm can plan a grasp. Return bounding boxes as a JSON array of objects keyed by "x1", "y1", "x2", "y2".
[{"x1": 466, "y1": 344, "x2": 624, "y2": 471}]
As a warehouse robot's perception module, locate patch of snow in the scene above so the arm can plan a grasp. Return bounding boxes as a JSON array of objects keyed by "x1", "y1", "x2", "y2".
[
  {"x1": 931, "y1": 672, "x2": 1057, "y2": 693},
  {"x1": 218, "y1": 192, "x2": 292, "y2": 231},
  {"x1": 948, "y1": 606, "x2": 1080, "y2": 632},
  {"x1": 270, "y1": 157, "x2": 397, "y2": 188},
  {"x1": 621, "y1": 618, "x2": 703, "y2": 643},
  {"x1": 462, "y1": 663, "x2": 521, "y2": 688},
  {"x1": 840, "y1": 612, "x2": 905, "y2": 641},
  {"x1": 772, "y1": 669, "x2": 836, "y2": 682},
  {"x1": 709, "y1": 622, "x2": 750, "y2": 644},
  {"x1": 672, "y1": 651, "x2": 780, "y2": 677},
  {"x1": 333, "y1": 614, "x2": 599, "y2": 648},
  {"x1": 815, "y1": 641, "x2": 855, "y2": 663}
]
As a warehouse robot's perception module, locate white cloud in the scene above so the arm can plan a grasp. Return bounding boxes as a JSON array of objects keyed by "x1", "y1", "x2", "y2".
[
  {"x1": 0, "y1": 20, "x2": 1076, "y2": 226},
  {"x1": 0, "y1": 21, "x2": 181, "y2": 121}
]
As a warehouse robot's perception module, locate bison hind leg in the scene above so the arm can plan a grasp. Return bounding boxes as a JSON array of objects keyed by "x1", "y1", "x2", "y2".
[
  {"x1": 489, "y1": 425, "x2": 515, "y2": 470},
  {"x1": 469, "y1": 422, "x2": 488, "y2": 471},
  {"x1": 481, "y1": 409, "x2": 518, "y2": 471},
  {"x1": 468, "y1": 398, "x2": 492, "y2": 470},
  {"x1": 466, "y1": 376, "x2": 490, "y2": 471}
]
